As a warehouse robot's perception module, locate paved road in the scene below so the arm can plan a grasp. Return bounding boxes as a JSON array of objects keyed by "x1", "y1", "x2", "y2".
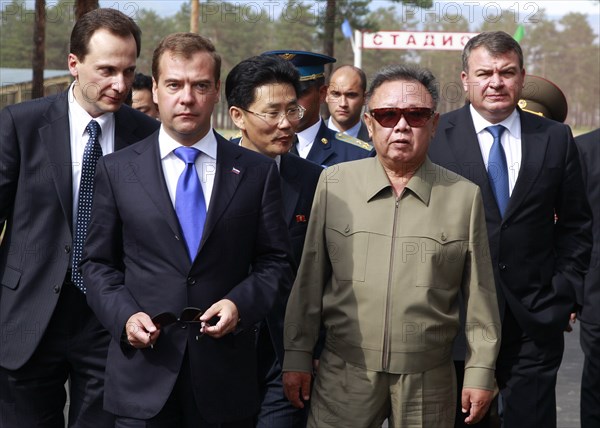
[
  {"x1": 557, "y1": 321, "x2": 584, "y2": 428},
  {"x1": 63, "y1": 325, "x2": 585, "y2": 427}
]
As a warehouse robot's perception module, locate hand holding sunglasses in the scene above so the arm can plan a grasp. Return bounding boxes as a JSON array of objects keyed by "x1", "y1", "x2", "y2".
[
  {"x1": 152, "y1": 307, "x2": 214, "y2": 343},
  {"x1": 369, "y1": 107, "x2": 435, "y2": 128}
]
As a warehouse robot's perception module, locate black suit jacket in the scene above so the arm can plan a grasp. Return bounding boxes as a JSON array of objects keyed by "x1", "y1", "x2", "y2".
[
  {"x1": 266, "y1": 153, "x2": 322, "y2": 365},
  {"x1": 81, "y1": 131, "x2": 294, "y2": 422},
  {"x1": 0, "y1": 91, "x2": 159, "y2": 370},
  {"x1": 429, "y1": 104, "x2": 592, "y2": 344},
  {"x1": 575, "y1": 129, "x2": 600, "y2": 324},
  {"x1": 305, "y1": 121, "x2": 370, "y2": 167}
]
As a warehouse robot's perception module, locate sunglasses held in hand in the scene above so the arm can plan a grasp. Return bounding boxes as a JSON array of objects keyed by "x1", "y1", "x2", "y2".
[
  {"x1": 152, "y1": 307, "x2": 205, "y2": 328},
  {"x1": 369, "y1": 107, "x2": 434, "y2": 128}
]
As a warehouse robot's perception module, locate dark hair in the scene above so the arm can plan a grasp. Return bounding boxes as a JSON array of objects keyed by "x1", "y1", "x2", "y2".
[
  {"x1": 366, "y1": 64, "x2": 439, "y2": 110},
  {"x1": 462, "y1": 31, "x2": 524, "y2": 72},
  {"x1": 152, "y1": 32, "x2": 221, "y2": 84},
  {"x1": 298, "y1": 76, "x2": 325, "y2": 96},
  {"x1": 330, "y1": 65, "x2": 367, "y2": 93},
  {"x1": 225, "y1": 55, "x2": 301, "y2": 109},
  {"x1": 70, "y1": 8, "x2": 141, "y2": 61},
  {"x1": 132, "y1": 73, "x2": 152, "y2": 91}
]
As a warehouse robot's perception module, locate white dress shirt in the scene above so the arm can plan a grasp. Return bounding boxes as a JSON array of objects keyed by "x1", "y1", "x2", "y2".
[
  {"x1": 68, "y1": 83, "x2": 115, "y2": 227},
  {"x1": 327, "y1": 116, "x2": 362, "y2": 138},
  {"x1": 296, "y1": 119, "x2": 323, "y2": 159},
  {"x1": 158, "y1": 127, "x2": 217, "y2": 210},
  {"x1": 471, "y1": 105, "x2": 522, "y2": 195}
]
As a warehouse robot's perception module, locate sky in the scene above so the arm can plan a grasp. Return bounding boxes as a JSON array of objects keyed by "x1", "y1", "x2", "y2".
[{"x1": 101, "y1": 0, "x2": 599, "y2": 20}]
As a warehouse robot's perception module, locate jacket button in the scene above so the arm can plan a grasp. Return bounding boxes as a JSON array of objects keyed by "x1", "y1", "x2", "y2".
[
  {"x1": 53, "y1": 285, "x2": 61, "y2": 293},
  {"x1": 64, "y1": 245, "x2": 71, "y2": 253},
  {"x1": 501, "y1": 223, "x2": 509, "y2": 230},
  {"x1": 187, "y1": 277, "x2": 196, "y2": 285},
  {"x1": 499, "y1": 263, "x2": 507, "y2": 271},
  {"x1": 180, "y1": 324, "x2": 188, "y2": 329}
]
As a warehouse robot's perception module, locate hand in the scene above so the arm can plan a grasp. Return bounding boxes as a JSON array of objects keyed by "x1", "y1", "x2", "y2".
[
  {"x1": 125, "y1": 312, "x2": 160, "y2": 349},
  {"x1": 461, "y1": 387, "x2": 494, "y2": 424},
  {"x1": 199, "y1": 299, "x2": 239, "y2": 338},
  {"x1": 565, "y1": 312, "x2": 577, "y2": 332},
  {"x1": 283, "y1": 371, "x2": 312, "y2": 409}
]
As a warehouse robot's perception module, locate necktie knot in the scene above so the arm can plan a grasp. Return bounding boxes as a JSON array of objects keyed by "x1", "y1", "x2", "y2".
[
  {"x1": 485, "y1": 124, "x2": 505, "y2": 140},
  {"x1": 174, "y1": 146, "x2": 201, "y2": 164},
  {"x1": 86, "y1": 120, "x2": 101, "y2": 141}
]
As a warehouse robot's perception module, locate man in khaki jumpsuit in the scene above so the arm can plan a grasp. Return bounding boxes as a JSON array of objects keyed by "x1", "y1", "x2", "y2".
[{"x1": 282, "y1": 65, "x2": 501, "y2": 428}]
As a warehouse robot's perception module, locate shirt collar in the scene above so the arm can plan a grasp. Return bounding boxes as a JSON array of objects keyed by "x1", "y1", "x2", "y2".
[
  {"x1": 365, "y1": 156, "x2": 434, "y2": 205},
  {"x1": 470, "y1": 104, "x2": 520, "y2": 138},
  {"x1": 296, "y1": 118, "x2": 323, "y2": 150},
  {"x1": 328, "y1": 116, "x2": 362, "y2": 138},
  {"x1": 158, "y1": 127, "x2": 218, "y2": 160}
]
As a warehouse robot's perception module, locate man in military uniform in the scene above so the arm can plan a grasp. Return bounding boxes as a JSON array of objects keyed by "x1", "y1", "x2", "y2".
[
  {"x1": 262, "y1": 50, "x2": 371, "y2": 167},
  {"x1": 518, "y1": 75, "x2": 568, "y2": 122}
]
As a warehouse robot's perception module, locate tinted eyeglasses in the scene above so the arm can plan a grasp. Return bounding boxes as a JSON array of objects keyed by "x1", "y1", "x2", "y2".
[
  {"x1": 369, "y1": 107, "x2": 434, "y2": 128},
  {"x1": 151, "y1": 307, "x2": 204, "y2": 328}
]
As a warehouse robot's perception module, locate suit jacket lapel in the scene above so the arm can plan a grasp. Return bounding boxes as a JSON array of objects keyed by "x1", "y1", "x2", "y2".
[
  {"x1": 131, "y1": 134, "x2": 183, "y2": 240},
  {"x1": 113, "y1": 107, "x2": 141, "y2": 151},
  {"x1": 504, "y1": 110, "x2": 548, "y2": 220},
  {"x1": 199, "y1": 133, "x2": 244, "y2": 251},
  {"x1": 279, "y1": 155, "x2": 301, "y2": 226},
  {"x1": 445, "y1": 105, "x2": 502, "y2": 220},
  {"x1": 40, "y1": 93, "x2": 74, "y2": 230},
  {"x1": 306, "y1": 122, "x2": 333, "y2": 166}
]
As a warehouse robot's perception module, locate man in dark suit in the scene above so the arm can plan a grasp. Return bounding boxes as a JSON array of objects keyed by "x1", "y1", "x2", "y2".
[
  {"x1": 326, "y1": 65, "x2": 371, "y2": 143},
  {"x1": 0, "y1": 9, "x2": 159, "y2": 427},
  {"x1": 575, "y1": 128, "x2": 600, "y2": 428},
  {"x1": 428, "y1": 31, "x2": 592, "y2": 428},
  {"x1": 225, "y1": 54, "x2": 322, "y2": 428},
  {"x1": 262, "y1": 50, "x2": 371, "y2": 167},
  {"x1": 81, "y1": 33, "x2": 293, "y2": 428}
]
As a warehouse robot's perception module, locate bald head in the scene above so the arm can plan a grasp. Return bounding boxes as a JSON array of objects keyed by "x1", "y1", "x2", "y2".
[{"x1": 326, "y1": 65, "x2": 367, "y2": 132}]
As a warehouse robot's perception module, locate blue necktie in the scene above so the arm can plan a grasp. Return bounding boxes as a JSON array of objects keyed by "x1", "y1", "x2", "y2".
[
  {"x1": 72, "y1": 120, "x2": 103, "y2": 293},
  {"x1": 486, "y1": 125, "x2": 509, "y2": 217},
  {"x1": 174, "y1": 147, "x2": 206, "y2": 261}
]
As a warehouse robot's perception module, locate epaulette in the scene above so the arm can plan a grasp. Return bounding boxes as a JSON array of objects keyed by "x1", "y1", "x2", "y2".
[
  {"x1": 229, "y1": 131, "x2": 242, "y2": 141},
  {"x1": 335, "y1": 132, "x2": 373, "y2": 151}
]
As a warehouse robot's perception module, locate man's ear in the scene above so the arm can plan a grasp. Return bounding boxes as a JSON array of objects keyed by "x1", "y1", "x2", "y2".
[
  {"x1": 68, "y1": 53, "x2": 79, "y2": 79},
  {"x1": 318, "y1": 84, "x2": 328, "y2": 103},
  {"x1": 364, "y1": 111, "x2": 374, "y2": 138},
  {"x1": 229, "y1": 106, "x2": 246, "y2": 131}
]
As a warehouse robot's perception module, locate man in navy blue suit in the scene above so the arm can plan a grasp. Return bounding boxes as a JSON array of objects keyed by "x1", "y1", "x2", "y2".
[
  {"x1": 0, "y1": 9, "x2": 159, "y2": 427},
  {"x1": 575, "y1": 128, "x2": 600, "y2": 428},
  {"x1": 428, "y1": 31, "x2": 592, "y2": 428},
  {"x1": 81, "y1": 33, "x2": 293, "y2": 428},
  {"x1": 262, "y1": 50, "x2": 371, "y2": 167},
  {"x1": 226, "y1": 54, "x2": 323, "y2": 428}
]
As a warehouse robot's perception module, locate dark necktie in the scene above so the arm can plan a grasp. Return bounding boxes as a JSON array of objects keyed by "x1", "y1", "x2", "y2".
[
  {"x1": 174, "y1": 147, "x2": 206, "y2": 261},
  {"x1": 486, "y1": 125, "x2": 509, "y2": 217},
  {"x1": 72, "y1": 120, "x2": 103, "y2": 293},
  {"x1": 290, "y1": 135, "x2": 299, "y2": 155}
]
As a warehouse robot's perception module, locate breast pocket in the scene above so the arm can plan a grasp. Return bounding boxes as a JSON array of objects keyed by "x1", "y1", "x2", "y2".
[
  {"x1": 408, "y1": 234, "x2": 468, "y2": 290},
  {"x1": 326, "y1": 223, "x2": 369, "y2": 282}
]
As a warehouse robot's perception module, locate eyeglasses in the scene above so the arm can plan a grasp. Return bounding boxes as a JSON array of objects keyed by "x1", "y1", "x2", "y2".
[
  {"x1": 241, "y1": 105, "x2": 305, "y2": 125},
  {"x1": 369, "y1": 107, "x2": 434, "y2": 128}
]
